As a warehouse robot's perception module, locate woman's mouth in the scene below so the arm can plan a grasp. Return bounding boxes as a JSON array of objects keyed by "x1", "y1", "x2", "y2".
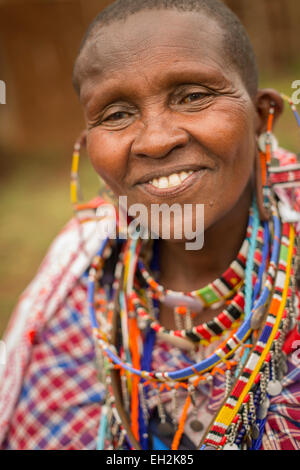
[{"x1": 138, "y1": 168, "x2": 208, "y2": 197}]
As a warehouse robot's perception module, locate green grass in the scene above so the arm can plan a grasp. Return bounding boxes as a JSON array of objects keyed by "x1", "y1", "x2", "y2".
[{"x1": 1, "y1": 72, "x2": 299, "y2": 337}]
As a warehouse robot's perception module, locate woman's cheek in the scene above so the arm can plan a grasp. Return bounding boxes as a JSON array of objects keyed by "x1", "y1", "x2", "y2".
[
  {"x1": 187, "y1": 104, "x2": 252, "y2": 166},
  {"x1": 87, "y1": 130, "x2": 125, "y2": 184}
]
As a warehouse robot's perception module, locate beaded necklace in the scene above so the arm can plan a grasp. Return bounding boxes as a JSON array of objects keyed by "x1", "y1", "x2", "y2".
[
  {"x1": 137, "y1": 225, "x2": 250, "y2": 311},
  {"x1": 136, "y1": 222, "x2": 265, "y2": 346},
  {"x1": 90, "y1": 201, "x2": 279, "y2": 380},
  {"x1": 87, "y1": 194, "x2": 297, "y2": 450}
]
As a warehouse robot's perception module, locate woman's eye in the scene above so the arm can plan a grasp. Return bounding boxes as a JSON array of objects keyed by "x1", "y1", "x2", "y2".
[
  {"x1": 182, "y1": 92, "x2": 206, "y2": 104},
  {"x1": 103, "y1": 111, "x2": 129, "y2": 122}
]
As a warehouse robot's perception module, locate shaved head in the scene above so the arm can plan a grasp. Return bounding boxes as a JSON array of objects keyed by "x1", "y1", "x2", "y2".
[{"x1": 73, "y1": 0, "x2": 258, "y2": 98}]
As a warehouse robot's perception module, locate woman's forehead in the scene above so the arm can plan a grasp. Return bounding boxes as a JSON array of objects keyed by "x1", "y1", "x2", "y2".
[{"x1": 77, "y1": 9, "x2": 235, "y2": 98}]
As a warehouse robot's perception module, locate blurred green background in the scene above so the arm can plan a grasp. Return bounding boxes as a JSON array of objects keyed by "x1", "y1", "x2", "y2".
[{"x1": 0, "y1": 0, "x2": 300, "y2": 336}]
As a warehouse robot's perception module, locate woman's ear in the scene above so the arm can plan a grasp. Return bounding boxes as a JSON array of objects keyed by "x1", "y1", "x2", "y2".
[
  {"x1": 77, "y1": 129, "x2": 88, "y2": 148},
  {"x1": 254, "y1": 88, "x2": 284, "y2": 136}
]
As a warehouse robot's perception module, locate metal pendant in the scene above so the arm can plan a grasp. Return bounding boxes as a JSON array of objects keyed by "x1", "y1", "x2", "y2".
[
  {"x1": 250, "y1": 305, "x2": 266, "y2": 330},
  {"x1": 223, "y1": 443, "x2": 239, "y2": 450},
  {"x1": 190, "y1": 419, "x2": 204, "y2": 432},
  {"x1": 258, "y1": 132, "x2": 279, "y2": 153},
  {"x1": 277, "y1": 367, "x2": 284, "y2": 382},
  {"x1": 257, "y1": 397, "x2": 270, "y2": 419},
  {"x1": 157, "y1": 421, "x2": 174, "y2": 437},
  {"x1": 279, "y1": 356, "x2": 289, "y2": 376},
  {"x1": 242, "y1": 433, "x2": 252, "y2": 451},
  {"x1": 251, "y1": 423, "x2": 260, "y2": 440},
  {"x1": 267, "y1": 380, "x2": 283, "y2": 397}
]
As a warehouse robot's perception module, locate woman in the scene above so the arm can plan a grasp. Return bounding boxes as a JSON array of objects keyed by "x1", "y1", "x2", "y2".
[{"x1": 0, "y1": 0, "x2": 300, "y2": 450}]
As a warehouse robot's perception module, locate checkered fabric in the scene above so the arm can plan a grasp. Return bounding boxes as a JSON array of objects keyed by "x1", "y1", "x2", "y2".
[{"x1": 1, "y1": 279, "x2": 105, "y2": 450}]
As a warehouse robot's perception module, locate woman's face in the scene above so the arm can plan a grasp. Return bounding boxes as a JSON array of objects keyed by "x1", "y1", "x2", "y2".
[{"x1": 79, "y1": 9, "x2": 259, "y2": 238}]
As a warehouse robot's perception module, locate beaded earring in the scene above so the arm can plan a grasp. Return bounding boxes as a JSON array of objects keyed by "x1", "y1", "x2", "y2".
[
  {"x1": 256, "y1": 101, "x2": 278, "y2": 221},
  {"x1": 70, "y1": 130, "x2": 87, "y2": 208},
  {"x1": 70, "y1": 129, "x2": 116, "y2": 212}
]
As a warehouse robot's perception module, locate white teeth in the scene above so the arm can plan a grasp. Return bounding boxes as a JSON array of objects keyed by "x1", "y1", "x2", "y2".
[
  {"x1": 157, "y1": 177, "x2": 169, "y2": 189},
  {"x1": 179, "y1": 171, "x2": 189, "y2": 182},
  {"x1": 168, "y1": 173, "x2": 181, "y2": 187},
  {"x1": 149, "y1": 170, "x2": 194, "y2": 189}
]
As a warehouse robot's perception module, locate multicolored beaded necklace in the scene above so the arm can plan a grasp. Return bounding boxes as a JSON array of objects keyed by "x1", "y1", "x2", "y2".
[
  {"x1": 137, "y1": 219, "x2": 265, "y2": 347},
  {"x1": 86, "y1": 194, "x2": 297, "y2": 450}
]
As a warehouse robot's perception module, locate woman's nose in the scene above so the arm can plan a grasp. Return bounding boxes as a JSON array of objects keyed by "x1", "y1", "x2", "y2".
[{"x1": 131, "y1": 113, "x2": 189, "y2": 159}]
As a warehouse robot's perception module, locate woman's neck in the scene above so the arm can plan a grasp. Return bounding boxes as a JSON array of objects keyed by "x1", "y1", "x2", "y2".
[{"x1": 158, "y1": 187, "x2": 253, "y2": 292}]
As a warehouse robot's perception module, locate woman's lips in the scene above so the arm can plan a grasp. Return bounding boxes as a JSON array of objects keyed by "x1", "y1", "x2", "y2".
[{"x1": 137, "y1": 169, "x2": 209, "y2": 197}]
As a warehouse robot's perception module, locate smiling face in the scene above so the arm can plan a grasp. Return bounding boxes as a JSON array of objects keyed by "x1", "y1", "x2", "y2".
[{"x1": 77, "y1": 9, "x2": 259, "y2": 239}]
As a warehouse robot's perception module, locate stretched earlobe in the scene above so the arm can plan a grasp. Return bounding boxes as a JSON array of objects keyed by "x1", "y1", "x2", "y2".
[
  {"x1": 254, "y1": 89, "x2": 284, "y2": 136},
  {"x1": 78, "y1": 129, "x2": 88, "y2": 148}
]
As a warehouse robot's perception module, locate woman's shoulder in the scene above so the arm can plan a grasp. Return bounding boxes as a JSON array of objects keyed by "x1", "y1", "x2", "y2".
[{"x1": 0, "y1": 196, "x2": 108, "y2": 444}]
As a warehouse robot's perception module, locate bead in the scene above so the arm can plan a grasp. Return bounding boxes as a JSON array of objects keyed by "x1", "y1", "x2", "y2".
[
  {"x1": 267, "y1": 380, "x2": 283, "y2": 397},
  {"x1": 27, "y1": 329, "x2": 36, "y2": 344},
  {"x1": 190, "y1": 419, "x2": 204, "y2": 432}
]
